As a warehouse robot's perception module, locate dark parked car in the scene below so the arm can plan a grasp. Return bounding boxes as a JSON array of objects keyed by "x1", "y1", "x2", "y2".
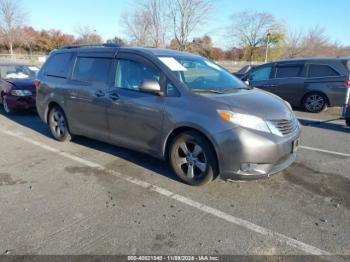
[
  {"x1": 240, "y1": 58, "x2": 350, "y2": 113},
  {"x1": 0, "y1": 62, "x2": 39, "y2": 114},
  {"x1": 36, "y1": 44, "x2": 300, "y2": 186}
]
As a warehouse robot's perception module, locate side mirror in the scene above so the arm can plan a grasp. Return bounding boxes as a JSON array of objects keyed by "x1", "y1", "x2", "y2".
[
  {"x1": 139, "y1": 80, "x2": 163, "y2": 95},
  {"x1": 243, "y1": 75, "x2": 252, "y2": 86}
]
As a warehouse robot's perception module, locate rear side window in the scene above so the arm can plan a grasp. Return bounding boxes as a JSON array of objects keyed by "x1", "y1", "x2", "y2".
[
  {"x1": 308, "y1": 65, "x2": 339, "y2": 77},
  {"x1": 276, "y1": 65, "x2": 303, "y2": 78},
  {"x1": 73, "y1": 57, "x2": 113, "y2": 85},
  {"x1": 44, "y1": 53, "x2": 73, "y2": 78}
]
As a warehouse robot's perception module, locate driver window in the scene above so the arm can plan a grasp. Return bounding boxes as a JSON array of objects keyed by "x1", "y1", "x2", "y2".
[
  {"x1": 250, "y1": 66, "x2": 272, "y2": 81},
  {"x1": 115, "y1": 59, "x2": 160, "y2": 91}
]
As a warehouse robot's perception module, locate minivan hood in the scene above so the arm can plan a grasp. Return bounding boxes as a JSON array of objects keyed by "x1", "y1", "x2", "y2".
[{"x1": 204, "y1": 88, "x2": 292, "y2": 120}]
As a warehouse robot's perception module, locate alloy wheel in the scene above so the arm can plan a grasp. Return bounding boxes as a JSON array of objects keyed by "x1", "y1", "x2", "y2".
[
  {"x1": 175, "y1": 141, "x2": 208, "y2": 179},
  {"x1": 305, "y1": 94, "x2": 325, "y2": 113},
  {"x1": 50, "y1": 109, "x2": 66, "y2": 138}
]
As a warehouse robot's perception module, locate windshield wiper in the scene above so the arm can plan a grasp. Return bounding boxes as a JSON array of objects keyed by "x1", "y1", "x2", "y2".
[
  {"x1": 192, "y1": 89, "x2": 224, "y2": 94},
  {"x1": 222, "y1": 87, "x2": 252, "y2": 93}
]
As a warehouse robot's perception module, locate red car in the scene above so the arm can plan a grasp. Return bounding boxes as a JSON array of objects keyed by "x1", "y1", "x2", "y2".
[{"x1": 0, "y1": 62, "x2": 39, "y2": 114}]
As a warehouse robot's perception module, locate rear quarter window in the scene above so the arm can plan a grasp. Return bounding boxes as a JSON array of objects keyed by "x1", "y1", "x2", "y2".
[
  {"x1": 308, "y1": 64, "x2": 339, "y2": 77},
  {"x1": 44, "y1": 53, "x2": 73, "y2": 78}
]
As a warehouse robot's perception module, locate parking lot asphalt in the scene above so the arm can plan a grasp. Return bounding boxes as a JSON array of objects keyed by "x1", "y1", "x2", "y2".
[{"x1": 0, "y1": 107, "x2": 349, "y2": 257}]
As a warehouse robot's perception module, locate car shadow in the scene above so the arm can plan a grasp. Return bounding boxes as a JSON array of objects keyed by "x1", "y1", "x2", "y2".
[
  {"x1": 299, "y1": 119, "x2": 350, "y2": 134},
  {"x1": 0, "y1": 109, "x2": 181, "y2": 184}
]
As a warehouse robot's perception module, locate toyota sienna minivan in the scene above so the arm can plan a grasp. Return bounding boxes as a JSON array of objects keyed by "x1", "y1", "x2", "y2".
[{"x1": 36, "y1": 44, "x2": 301, "y2": 186}]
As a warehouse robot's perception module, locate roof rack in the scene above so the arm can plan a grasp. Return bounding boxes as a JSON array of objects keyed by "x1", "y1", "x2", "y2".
[{"x1": 60, "y1": 43, "x2": 120, "y2": 49}]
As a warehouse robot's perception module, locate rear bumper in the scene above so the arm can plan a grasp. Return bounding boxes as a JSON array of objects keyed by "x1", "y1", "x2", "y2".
[
  {"x1": 4, "y1": 94, "x2": 36, "y2": 110},
  {"x1": 214, "y1": 126, "x2": 301, "y2": 181}
]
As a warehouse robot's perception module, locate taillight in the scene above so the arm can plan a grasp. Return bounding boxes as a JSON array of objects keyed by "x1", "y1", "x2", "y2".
[
  {"x1": 34, "y1": 79, "x2": 41, "y2": 90},
  {"x1": 344, "y1": 81, "x2": 350, "y2": 87}
]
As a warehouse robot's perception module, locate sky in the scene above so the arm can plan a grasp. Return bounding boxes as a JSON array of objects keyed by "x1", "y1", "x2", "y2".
[{"x1": 22, "y1": 0, "x2": 350, "y2": 48}]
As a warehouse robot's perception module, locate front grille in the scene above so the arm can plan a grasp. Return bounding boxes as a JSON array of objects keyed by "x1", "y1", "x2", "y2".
[{"x1": 268, "y1": 119, "x2": 298, "y2": 136}]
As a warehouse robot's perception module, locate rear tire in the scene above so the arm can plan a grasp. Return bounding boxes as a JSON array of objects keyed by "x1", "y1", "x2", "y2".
[
  {"x1": 48, "y1": 106, "x2": 72, "y2": 142},
  {"x1": 302, "y1": 92, "x2": 328, "y2": 113},
  {"x1": 169, "y1": 131, "x2": 217, "y2": 186},
  {"x1": 346, "y1": 118, "x2": 350, "y2": 127}
]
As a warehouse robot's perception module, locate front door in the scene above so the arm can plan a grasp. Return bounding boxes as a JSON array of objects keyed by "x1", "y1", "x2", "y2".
[
  {"x1": 106, "y1": 54, "x2": 165, "y2": 154},
  {"x1": 248, "y1": 64, "x2": 275, "y2": 90},
  {"x1": 272, "y1": 64, "x2": 306, "y2": 105}
]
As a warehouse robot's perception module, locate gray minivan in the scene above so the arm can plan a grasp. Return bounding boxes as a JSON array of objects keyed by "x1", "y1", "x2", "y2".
[{"x1": 36, "y1": 45, "x2": 301, "y2": 186}]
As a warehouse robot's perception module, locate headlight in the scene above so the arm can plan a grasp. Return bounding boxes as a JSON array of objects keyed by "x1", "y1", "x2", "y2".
[
  {"x1": 217, "y1": 110, "x2": 271, "y2": 133},
  {"x1": 10, "y1": 90, "x2": 32, "y2": 96}
]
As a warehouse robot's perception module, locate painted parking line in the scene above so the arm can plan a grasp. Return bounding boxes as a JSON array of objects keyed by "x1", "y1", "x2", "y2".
[
  {"x1": 300, "y1": 146, "x2": 350, "y2": 158},
  {"x1": 0, "y1": 129, "x2": 332, "y2": 256}
]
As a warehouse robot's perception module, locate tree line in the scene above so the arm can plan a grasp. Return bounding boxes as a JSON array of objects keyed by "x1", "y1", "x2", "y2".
[{"x1": 0, "y1": 0, "x2": 349, "y2": 61}]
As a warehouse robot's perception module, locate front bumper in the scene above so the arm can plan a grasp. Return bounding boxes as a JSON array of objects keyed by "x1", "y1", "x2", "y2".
[
  {"x1": 4, "y1": 94, "x2": 36, "y2": 111},
  {"x1": 214, "y1": 126, "x2": 301, "y2": 181}
]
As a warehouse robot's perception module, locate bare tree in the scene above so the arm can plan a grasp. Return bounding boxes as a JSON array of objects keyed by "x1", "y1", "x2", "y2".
[
  {"x1": 0, "y1": 0, "x2": 26, "y2": 55},
  {"x1": 121, "y1": 10, "x2": 151, "y2": 46},
  {"x1": 169, "y1": 0, "x2": 212, "y2": 51},
  {"x1": 282, "y1": 26, "x2": 343, "y2": 58},
  {"x1": 228, "y1": 10, "x2": 284, "y2": 61},
  {"x1": 142, "y1": 0, "x2": 168, "y2": 47},
  {"x1": 301, "y1": 26, "x2": 331, "y2": 56},
  {"x1": 75, "y1": 25, "x2": 102, "y2": 45},
  {"x1": 283, "y1": 28, "x2": 305, "y2": 58},
  {"x1": 121, "y1": 0, "x2": 168, "y2": 48}
]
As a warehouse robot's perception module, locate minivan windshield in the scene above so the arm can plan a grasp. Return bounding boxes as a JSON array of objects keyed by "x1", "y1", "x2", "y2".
[
  {"x1": 159, "y1": 56, "x2": 248, "y2": 94},
  {"x1": 0, "y1": 65, "x2": 39, "y2": 80}
]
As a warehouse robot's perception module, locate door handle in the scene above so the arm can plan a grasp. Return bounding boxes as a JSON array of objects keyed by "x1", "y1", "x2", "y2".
[
  {"x1": 95, "y1": 90, "x2": 105, "y2": 97},
  {"x1": 109, "y1": 93, "x2": 120, "y2": 101}
]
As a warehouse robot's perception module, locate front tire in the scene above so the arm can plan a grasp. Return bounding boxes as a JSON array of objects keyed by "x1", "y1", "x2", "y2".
[
  {"x1": 303, "y1": 92, "x2": 328, "y2": 113},
  {"x1": 169, "y1": 131, "x2": 217, "y2": 186},
  {"x1": 2, "y1": 96, "x2": 14, "y2": 114},
  {"x1": 48, "y1": 106, "x2": 72, "y2": 142}
]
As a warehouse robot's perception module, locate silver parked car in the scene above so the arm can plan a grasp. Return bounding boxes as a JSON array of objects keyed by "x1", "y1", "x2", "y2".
[{"x1": 36, "y1": 44, "x2": 301, "y2": 186}]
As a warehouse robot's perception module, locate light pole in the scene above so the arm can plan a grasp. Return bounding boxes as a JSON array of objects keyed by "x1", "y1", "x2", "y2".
[{"x1": 265, "y1": 32, "x2": 271, "y2": 63}]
